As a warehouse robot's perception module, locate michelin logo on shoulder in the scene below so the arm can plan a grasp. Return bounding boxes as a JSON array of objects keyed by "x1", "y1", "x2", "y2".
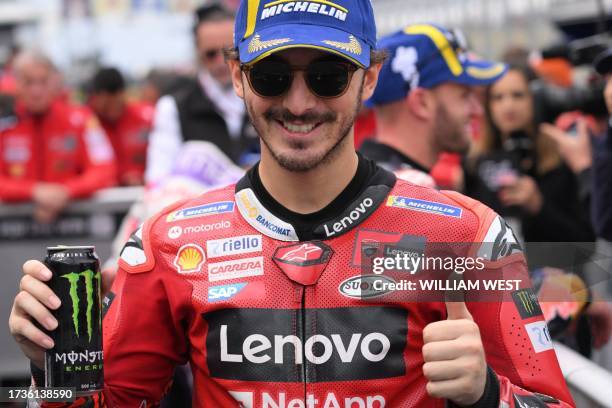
[
  {"x1": 387, "y1": 196, "x2": 462, "y2": 218},
  {"x1": 167, "y1": 201, "x2": 234, "y2": 222}
]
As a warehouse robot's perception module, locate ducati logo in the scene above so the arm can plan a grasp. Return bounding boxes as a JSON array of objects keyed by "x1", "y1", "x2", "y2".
[{"x1": 273, "y1": 241, "x2": 333, "y2": 285}]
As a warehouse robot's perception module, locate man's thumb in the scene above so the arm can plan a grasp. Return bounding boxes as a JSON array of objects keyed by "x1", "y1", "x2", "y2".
[{"x1": 446, "y1": 300, "x2": 473, "y2": 320}]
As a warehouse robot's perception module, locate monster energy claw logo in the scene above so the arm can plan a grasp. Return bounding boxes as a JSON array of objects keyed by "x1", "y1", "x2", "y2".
[
  {"x1": 512, "y1": 288, "x2": 543, "y2": 320},
  {"x1": 62, "y1": 269, "x2": 101, "y2": 341}
]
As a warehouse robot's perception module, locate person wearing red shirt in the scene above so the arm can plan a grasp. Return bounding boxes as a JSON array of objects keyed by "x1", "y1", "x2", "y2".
[
  {"x1": 0, "y1": 50, "x2": 116, "y2": 222},
  {"x1": 88, "y1": 67, "x2": 153, "y2": 186}
]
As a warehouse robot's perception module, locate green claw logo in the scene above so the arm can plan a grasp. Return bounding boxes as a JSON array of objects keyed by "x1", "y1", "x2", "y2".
[{"x1": 61, "y1": 269, "x2": 101, "y2": 342}]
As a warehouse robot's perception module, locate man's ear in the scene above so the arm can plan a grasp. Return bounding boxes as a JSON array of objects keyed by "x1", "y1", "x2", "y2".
[
  {"x1": 406, "y1": 87, "x2": 434, "y2": 121},
  {"x1": 228, "y1": 59, "x2": 245, "y2": 99},
  {"x1": 361, "y1": 63, "x2": 383, "y2": 102}
]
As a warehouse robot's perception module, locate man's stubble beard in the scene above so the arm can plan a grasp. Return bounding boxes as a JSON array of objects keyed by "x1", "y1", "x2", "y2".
[
  {"x1": 433, "y1": 102, "x2": 471, "y2": 156},
  {"x1": 245, "y1": 77, "x2": 365, "y2": 172}
]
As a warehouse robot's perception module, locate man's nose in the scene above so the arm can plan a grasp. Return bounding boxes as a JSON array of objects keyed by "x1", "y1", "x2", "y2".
[
  {"x1": 283, "y1": 71, "x2": 317, "y2": 117},
  {"x1": 469, "y1": 93, "x2": 484, "y2": 117}
]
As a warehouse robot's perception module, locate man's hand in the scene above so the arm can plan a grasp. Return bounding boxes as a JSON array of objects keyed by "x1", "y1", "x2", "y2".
[
  {"x1": 422, "y1": 301, "x2": 487, "y2": 406},
  {"x1": 8, "y1": 261, "x2": 61, "y2": 369},
  {"x1": 32, "y1": 183, "x2": 70, "y2": 223},
  {"x1": 498, "y1": 175, "x2": 543, "y2": 215}
]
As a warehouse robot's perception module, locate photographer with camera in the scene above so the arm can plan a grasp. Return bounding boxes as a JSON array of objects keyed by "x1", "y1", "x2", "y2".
[{"x1": 464, "y1": 64, "x2": 595, "y2": 243}]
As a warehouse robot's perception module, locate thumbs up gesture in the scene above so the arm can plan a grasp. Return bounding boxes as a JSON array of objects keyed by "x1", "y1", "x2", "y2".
[{"x1": 422, "y1": 300, "x2": 487, "y2": 406}]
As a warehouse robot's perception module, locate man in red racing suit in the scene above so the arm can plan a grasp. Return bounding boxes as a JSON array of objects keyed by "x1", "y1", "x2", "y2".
[{"x1": 9, "y1": 1, "x2": 574, "y2": 407}]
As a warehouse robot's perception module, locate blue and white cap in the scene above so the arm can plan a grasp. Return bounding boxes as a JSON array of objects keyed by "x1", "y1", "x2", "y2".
[
  {"x1": 368, "y1": 23, "x2": 508, "y2": 106},
  {"x1": 234, "y1": 0, "x2": 377, "y2": 68}
]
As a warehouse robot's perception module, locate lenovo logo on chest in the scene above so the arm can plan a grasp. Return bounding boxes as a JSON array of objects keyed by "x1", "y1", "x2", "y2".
[
  {"x1": 203, "y1": 307, "x2": 407, "y2": 382},
  {"x1": 322, "y1": 197, "x2": 373, "y2": 237}
]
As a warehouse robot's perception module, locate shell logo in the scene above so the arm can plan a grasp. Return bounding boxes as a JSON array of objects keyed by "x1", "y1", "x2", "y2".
[{"x1": 174, "y1": 244, "x2": 206, "y2": 274}]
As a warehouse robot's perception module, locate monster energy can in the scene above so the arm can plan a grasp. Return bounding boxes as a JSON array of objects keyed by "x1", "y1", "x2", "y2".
[{"x1": 44, "y1": 246, "x2": 103, "y2": 396}]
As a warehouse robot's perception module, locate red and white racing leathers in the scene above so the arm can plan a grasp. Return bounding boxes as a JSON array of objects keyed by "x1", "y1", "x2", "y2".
[{"x1": 40, "y1": 160, "x2": 574, "y2": 408}]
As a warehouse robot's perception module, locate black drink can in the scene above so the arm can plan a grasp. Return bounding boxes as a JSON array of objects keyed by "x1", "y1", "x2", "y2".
[{"x1": 44, "y1": 246, "x2": 104, "y2": 396}]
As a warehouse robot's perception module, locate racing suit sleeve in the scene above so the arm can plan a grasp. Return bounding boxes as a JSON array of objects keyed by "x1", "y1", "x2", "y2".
[
  {"x1": 63, "y1": 115, "x2": 117, "y2": 198},
  {"x1": 144, "y1": 96, "x2": 182, "y2": 189},
  {"x1": 0, "y1": 177, "x2": 37, "y2": 201},
  {"x1": 38, "y1": 213, "x2": 192, "y2": 408},
  {"x1": 442, "y1": 190, "x2": 576, "y2": 408}
]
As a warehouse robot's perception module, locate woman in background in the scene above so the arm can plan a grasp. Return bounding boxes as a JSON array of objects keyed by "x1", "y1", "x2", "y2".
[{"x1": 464, "y1": 65, "x2": 594, "y2": 243}]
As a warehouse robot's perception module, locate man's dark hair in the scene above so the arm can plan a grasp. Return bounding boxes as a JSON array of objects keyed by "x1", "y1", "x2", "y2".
[
  {"x1": 91, "y1": 67, "x2": 126, "y2": 94},
  {"x1": 192, "y1": 2, "x2": 235, "y2": 37}
]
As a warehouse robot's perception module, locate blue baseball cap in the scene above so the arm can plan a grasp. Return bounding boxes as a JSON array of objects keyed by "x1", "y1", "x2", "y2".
[
  {"x1": 233, "y1": 0, "x2": 377, "y2": 68},
  {"x1": 368, "y1": 24, "x2": 507, "y2": 106}
]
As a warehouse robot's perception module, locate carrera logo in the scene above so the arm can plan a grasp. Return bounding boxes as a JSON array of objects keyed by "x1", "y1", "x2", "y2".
[
  {"x1": 174, "y1": 244, "x2": 206, "y2": 274},
  {"x1": 204, "y1": 307, "x2": 407, "y2": 382},
  {"x1": 273, "y1": 242, "x2": 333, "y2": 286},
  {"x1": 208, "y1": 256, "x2": 264, "y2": 282},
  {"x1": 339, "y1": 275, "x2": 396, "y2": 299},
  {"x1": 207, "y1": 235, "x2": 262, "y2": 258}
]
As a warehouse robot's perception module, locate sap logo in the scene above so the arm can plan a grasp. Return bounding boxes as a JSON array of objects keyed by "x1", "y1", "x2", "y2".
[
  {"x1": 208, "y1": 283, "x2": 247, "y2": 302},
  {"x1": 207, "y1": 235, "x2": 262, "y2": 258},
  {"x1": 220, "y1": 325, "x2": 390, "y2": 364},
  {"x1": 322, "y1": 197, "x2": 374, "y2": 237}
]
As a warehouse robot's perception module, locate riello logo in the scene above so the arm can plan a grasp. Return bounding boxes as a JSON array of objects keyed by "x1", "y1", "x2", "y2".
[{"x1": 61, "y1": 269, "x2": 101, "y2": 342}]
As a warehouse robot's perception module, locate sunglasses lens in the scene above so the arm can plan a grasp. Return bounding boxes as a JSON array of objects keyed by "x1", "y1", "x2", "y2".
[
  {"x1": 248, "y1": 60, "x2": 292, "y2": 97},
  {"x1": 306, "y1": 61, "x2": 352, "y2": 98}
]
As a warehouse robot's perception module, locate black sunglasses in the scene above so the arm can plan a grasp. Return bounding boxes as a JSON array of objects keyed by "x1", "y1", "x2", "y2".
[
  {"x1": 201, "y1": 48, "x2": 224, "y2": 61},
  {"x1": 241, "y1": 57, "x2": 359, "y2": 98}
]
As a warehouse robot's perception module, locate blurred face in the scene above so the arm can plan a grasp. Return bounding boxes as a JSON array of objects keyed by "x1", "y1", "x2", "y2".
[
  {"x1": 489, "y1": 69, "x2": 534, "y2": 135},
  {"x1": 15, "y1": 62, "x2": 55, "y2": 114},
  {"x1": 229, "y1": 49, "x2": 380, "y2": 172},
  {"x1": 430, "y1": 82, "x2": 482, "y2": 155},
  {"x1": 195, "y1": 19, "x2": 234, "y2": 87},
  {"x1": 89, "y1": 91, "x2": 126, "y2": 123}
]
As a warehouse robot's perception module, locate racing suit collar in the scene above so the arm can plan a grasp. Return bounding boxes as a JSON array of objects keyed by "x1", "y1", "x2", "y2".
[
  {"x1": 360, "y1": 140, "x2": 431, "y2": 174},
  {"x1": 235, "y1": 154, "x2": 396, "y2": 241}
]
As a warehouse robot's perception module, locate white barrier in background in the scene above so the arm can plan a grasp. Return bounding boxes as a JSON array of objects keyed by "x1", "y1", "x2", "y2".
[{"x1": 555, "y1": 342, "x2": 612, "y2": 407}]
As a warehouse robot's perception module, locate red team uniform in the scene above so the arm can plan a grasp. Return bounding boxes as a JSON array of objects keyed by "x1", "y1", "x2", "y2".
[
  {"x1": 43, "y1": 157, "x2": 574, "y2": 407},
  {"x1": 99, "y1": 103, "x2": 153, "y2": 186},
  {"x1": 0, "y1": 100, "x2": 116, "y2": 201}
]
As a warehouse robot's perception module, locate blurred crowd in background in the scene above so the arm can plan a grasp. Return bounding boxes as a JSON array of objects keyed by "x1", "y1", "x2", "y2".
[{"x1": 1, "y1": 0, "x2": 612, "y2": 395}]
